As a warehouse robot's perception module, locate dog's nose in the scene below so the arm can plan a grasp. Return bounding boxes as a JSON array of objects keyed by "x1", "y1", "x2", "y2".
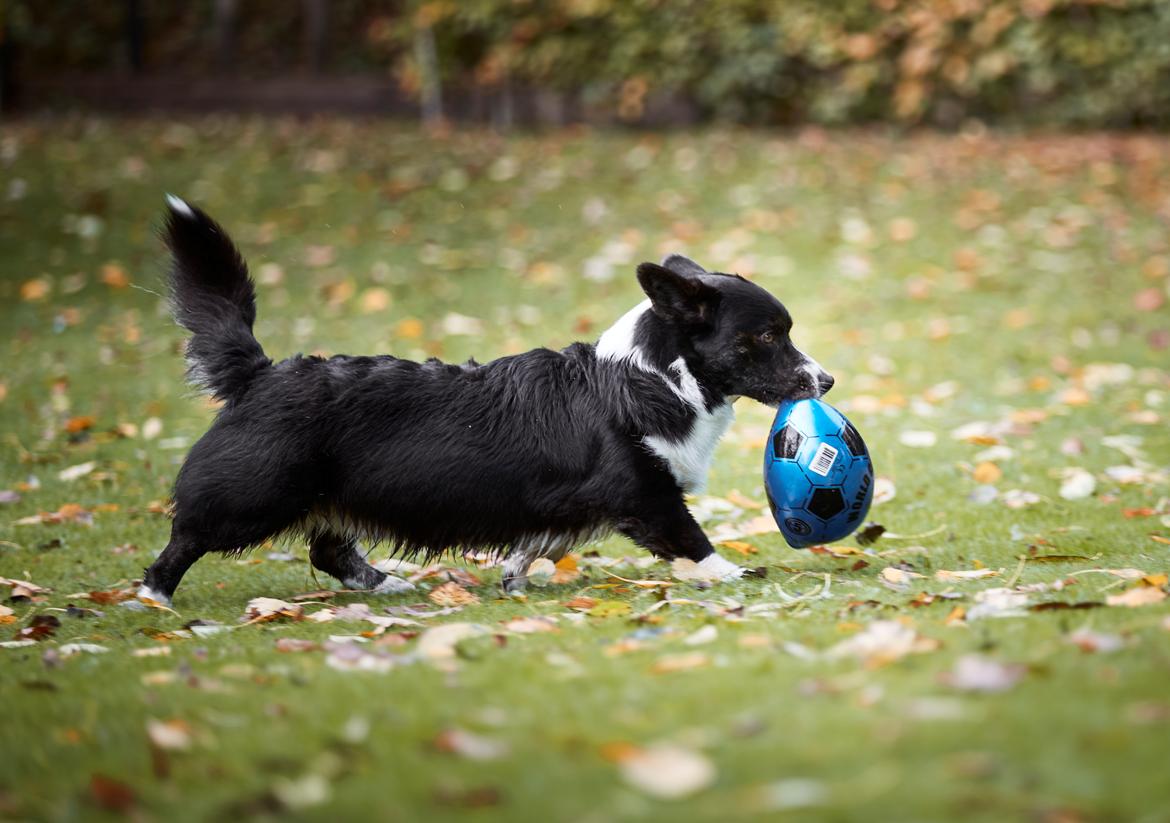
[{"x1": 817, "y1": 373, "x2": 835, "y2": 396}]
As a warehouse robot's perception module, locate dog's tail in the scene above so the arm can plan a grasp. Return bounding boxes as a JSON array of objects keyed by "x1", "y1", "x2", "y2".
[{"x1": 163, "y1": 195, "x2": 271, "y2": 404}]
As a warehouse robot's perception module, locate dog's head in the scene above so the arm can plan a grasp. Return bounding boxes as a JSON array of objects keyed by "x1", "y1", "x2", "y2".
[{"x1": 633, "y1": 254, "x2": 833, "y2": 406}]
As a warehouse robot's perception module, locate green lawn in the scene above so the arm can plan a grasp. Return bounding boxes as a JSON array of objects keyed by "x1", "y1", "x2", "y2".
[{"x1": 2, "y1": 119, "x2": 1169, "y2": 822}]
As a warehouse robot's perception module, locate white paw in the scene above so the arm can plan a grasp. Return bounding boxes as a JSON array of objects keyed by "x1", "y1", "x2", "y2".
[
  {"x1": 136, "y1": 584, "x2": 173, "y2": 608},
  {"x1": 370, "y1": 575, "x2": 416, "y2": 595},
  {"x1": 697, "y1": 553, "x2": 747, "y2": 581}
]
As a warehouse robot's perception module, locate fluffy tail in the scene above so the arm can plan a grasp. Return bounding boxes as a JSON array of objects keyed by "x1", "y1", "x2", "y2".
[{"x1": 163, "y1": 195, "x2": 270, "y2": 404}]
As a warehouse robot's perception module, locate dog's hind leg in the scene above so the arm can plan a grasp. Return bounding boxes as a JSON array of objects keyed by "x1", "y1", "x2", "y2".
[
  {"x1": 139, "y1": 527, "x2": 207, "y2": 607},
  {"x1": 308, "y1": 531, "x2": 415, "y2": 595}
]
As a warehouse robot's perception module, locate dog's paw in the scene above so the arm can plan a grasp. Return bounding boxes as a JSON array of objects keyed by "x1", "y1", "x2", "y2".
[
  {"x1": 370, "y1": 575, "x2": 416, "y2": 595},
  {"x1": 501, "y1": 575, "x2": 528, "y2": 596},
  {"x1": 136, "y1": 584, "x2": 173, "y2": 608},
  {"x1": 697, "y1": 553, "x2": 747, "y2": 582}
]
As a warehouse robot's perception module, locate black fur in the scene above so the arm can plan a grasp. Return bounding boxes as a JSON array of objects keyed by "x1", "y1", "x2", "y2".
[{"x1": 141, "y1": 199, "x2": 831, "y2": 604}]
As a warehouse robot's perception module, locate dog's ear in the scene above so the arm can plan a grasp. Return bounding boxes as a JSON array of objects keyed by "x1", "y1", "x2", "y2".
[
  {"x1": 637, "y1": 262, "x2": 720, "y2": 328},
  {"x1": 660, "y1": 253, "x2": 708, "y2": 279}
]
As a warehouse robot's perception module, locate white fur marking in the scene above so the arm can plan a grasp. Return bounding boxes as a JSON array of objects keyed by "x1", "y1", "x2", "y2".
[
  {"x1": 136, "y1": 585, "x2": 172, "y2": 607},
  {"x1": 598, "y1": 306, "x2": 735, "y2": 492},
  {"x1": 697, "y1": 553, "x2": 746, "y2": 580},
  {"x1": 165, "y1": 194, "x2": 194, "y2": 218},
  {"x1": 796, "y1": 349, "x2": 830, "y2": 398},
  {"x1": 596, "y1": 299, "x2": 654, "y2": 371}
]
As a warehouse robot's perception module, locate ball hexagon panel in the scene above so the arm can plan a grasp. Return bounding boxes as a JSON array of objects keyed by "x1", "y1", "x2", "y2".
[
  {"x1": 807, "y1": 487, "x2": 846, "y2": 521},
  {"x1": 772, "y1": 425, "x2": 804, "y2": 461},
  {"x1": 840, "y1": 421, "x2": 867, "y2": 458}
]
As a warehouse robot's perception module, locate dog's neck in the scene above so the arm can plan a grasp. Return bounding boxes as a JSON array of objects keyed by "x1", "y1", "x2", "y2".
[
  {"x1": 596, "y1": 300, "x2": 724, "y2": 411},
  {"x1": 596, "y1": 301, "x2": 734, "y2": 493}
]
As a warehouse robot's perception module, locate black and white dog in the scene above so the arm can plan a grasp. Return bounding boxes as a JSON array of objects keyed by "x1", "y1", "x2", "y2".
[{"x1": 138, "y1": 196, "x2": 833, "y2": 606}]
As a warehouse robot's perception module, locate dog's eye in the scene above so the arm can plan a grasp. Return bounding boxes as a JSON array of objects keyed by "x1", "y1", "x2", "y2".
[{"x1": 759, "y1": 331, "x2": 775, "y2": 344}]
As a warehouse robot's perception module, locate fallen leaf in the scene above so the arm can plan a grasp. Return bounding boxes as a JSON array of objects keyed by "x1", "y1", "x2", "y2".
[
  {"x1": 503, "y1": 616, "x2": 557, "y2": 634},
  {"x1": 433, "y1": 728, "x2": 509, "y2": 761},
  {"x1": 89, "y1": 774, "x2": 135, "y2": 813},
  {"x1": 525, "y1": 558, "x2": 555, "y2": 586},
  {"x1": 1059, "y1": 468, "x2": 1096, "y2": 500},
  {"x1": 564, "y1": 596, "x2": 598, "y2": 611},
  {"x1": 416, "y1": 623, "x2": 491, "y2": 659},
  {"x1": 146, "y1": 718, "x2": 192, "y2": 751},
  {"x1": 899, "y1": 430, "x2": 937, "y2": 448},
  {"x1": 620, "y1": 745, "x2": 715, "y2": 799},
  {"x1": 856, "y1": 522, "x2": 886, "y2": 545},
  {"x1": 651, "y1": 652, "x2": 710, "y2": 673},
  {"x1": 59, "y1": 643, "x2": 108, "y2": 656},
  {"x1": 825, "y1": 619, "x2": 939, "y2": 667},
  {"x1": 100, "y1": 263, "x2": 130, "y2": 288},
  {"x1": 972, "y1": 462, "x2": 1002, "y2": 484},
  {"x1": 243, "y1": 597, "x2": 304, "y2": 623},
  {"x1": 275, "y1": 638, "x2": 320, "y2": 653},
  {"x1": 720, "y1": 540, "x2": 758, "y2": 556},
  {"x1": 934, "y1": 569, "x2": 999, "y2": 582},
  {"x1": 551, "y1": 554, "x2": 580, "y2": 584},
  {"x1": 967, "y1": 588, "x2": 1030, "y2": 619},
  {"x1": 0, "y1": 576, "x2": 51, "y2": 598},
  {"x1": 429, "y1": 582, "x2": 479, "y2": 608},
  {"x1": 1106, "y1": 587, "x2": 1167, "y2": 608},
  {"x1": 879, "y1": 567, "x2": 925, "y2": 591},
  {"x1": 588, "y1": 600, "x2": 632, "y2": 618},
  {"x1": 942, "y1": 654, "x2": 1026, "y2": 692},
  {"x1": 684, "y1": 625, "x2": 718, "y2": 646},
  {"x1": 1067, "y1": 628, "x2": 1124, "y2": 653}
]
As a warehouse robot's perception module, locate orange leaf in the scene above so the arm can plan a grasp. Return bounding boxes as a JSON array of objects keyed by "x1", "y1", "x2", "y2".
[{"x1": 719, "y1": 540, "x2": 758, "y2": 556}]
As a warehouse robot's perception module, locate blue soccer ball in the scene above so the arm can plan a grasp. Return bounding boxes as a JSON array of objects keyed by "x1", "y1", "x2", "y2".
[{"x1": 763, "y1": 398, "x2": 874, "y2": 549}]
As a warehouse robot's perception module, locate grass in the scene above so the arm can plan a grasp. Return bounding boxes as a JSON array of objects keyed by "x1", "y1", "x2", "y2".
[{"x1": 1, "y1": 118, "x2": 1169, "y2": 822}]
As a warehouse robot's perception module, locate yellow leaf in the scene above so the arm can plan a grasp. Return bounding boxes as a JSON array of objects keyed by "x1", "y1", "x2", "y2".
[
  {"x1": 397, "y1": 317, "x2": 424, "y2": 339},
  {"x1": 1106, "y1": 587, "x2": 1167, "y2": 608},
  {"x1": 100, "y1": 263, "x2": 130, "y2": 289},
  {"x1": 972, "y1": 461, "x2": 1002, "y2": 484},
  {"x1": 650, "y1": 652, "x2": 709, "y2": 674},
  {"x1": 428, "y1": 582, "x2": 479, "y2": 608},
  {"x1": 719, "y1": 540, "x2": 758, "y2": 556},
  {"x1": 20, "y1": 278, "x2": 50, "y2": 301}
]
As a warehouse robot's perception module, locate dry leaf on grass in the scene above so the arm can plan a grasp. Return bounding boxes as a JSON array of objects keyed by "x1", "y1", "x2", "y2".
[
  {"x1": 1067, "y1": 628, "x2": 1124, "y2": 653},
  {"x1": 826, "y1": 620, "x2": 939, "y2": 667},
  {"x1": 0, "y1": 577, "x2": 51, "y2": 598},
  {"x1": 1106, "y1": 587, "x2": 1167, "y2": 608},
  {"x1": 503, "y1": 616, "x2": 558, "y2": 634},
  {"x1": 650, "y1": 652, "x2": 710, "y2": 674},
  {"x1": 429, "y1": 582, "x2": 479, "y2": 607},
  {"x1": 525, "y1": 558, "x2": 555, "y2": 586},
  {"x1": 146, "y1": 718, "x2": 193, "y2": 751},
  {"x1": 879, "y1": 567, "x2": 925, "y2": 591},
  {"x1": 942, "y1": 654, "x2": 1026, "y2": 692},
  {"x1": 720, "y1": 540, "x2": 758, "y2": 556},
  {"x1": 1059, "y1": 468, "x2": 1096, "y2": 500},
  {"x1": 416, "y1": 623, "x2": 491, "y2": 659},
  {"x1": 620, "y1": 745, "x2": 715, "y2": 799},
  {"x1": 243, "y1": 597, "x2": 304, "y2": 623},
  {"x1": 433, "y1": 729, "x2": 509, "y2": 761},
  {"x1": 934, "y1": 569, "x2": 999, "y2": 581}
]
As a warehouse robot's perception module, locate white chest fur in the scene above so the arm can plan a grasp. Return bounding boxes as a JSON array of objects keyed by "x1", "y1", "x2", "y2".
[
  {"x1": 597, "y1": 302, "x2": 734, "y2": 493},
  {"x1": 645, "y1": 398, "x2": 734, "y2": 493}
]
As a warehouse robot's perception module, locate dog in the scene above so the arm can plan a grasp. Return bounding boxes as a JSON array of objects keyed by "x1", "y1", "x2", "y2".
[{"x1": 137, "y1": 196, "x2": 834, "y2": 606}]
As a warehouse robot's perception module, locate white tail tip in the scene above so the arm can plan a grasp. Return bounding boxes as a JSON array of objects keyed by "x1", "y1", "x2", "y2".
[{"x1": 165, "y1": 194, "x2": 194, "y2": 218}]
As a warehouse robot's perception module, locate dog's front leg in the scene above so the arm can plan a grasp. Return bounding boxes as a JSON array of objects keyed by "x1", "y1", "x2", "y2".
[{"x1": 619, "y1": 496, "x2": 747, "y2": 581}]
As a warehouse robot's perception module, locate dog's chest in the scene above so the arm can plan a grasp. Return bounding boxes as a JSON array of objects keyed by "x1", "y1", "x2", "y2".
[{"x1": 644, "y1": 402, "x2": 735, "y2": 493}]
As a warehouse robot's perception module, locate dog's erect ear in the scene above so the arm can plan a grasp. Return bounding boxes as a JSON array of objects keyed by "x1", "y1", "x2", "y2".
[
  {"x1": 637, "y1": 262, "x2": 720, "y2": 328},
  {"x1": 660, "y1": 253, "x2": 708, "y2": 279}
]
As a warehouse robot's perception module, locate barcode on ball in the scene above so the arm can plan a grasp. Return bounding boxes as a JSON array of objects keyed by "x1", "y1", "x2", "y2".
[{"x1": 809, "y1": 443, "x2": 839, "y2": 476}]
